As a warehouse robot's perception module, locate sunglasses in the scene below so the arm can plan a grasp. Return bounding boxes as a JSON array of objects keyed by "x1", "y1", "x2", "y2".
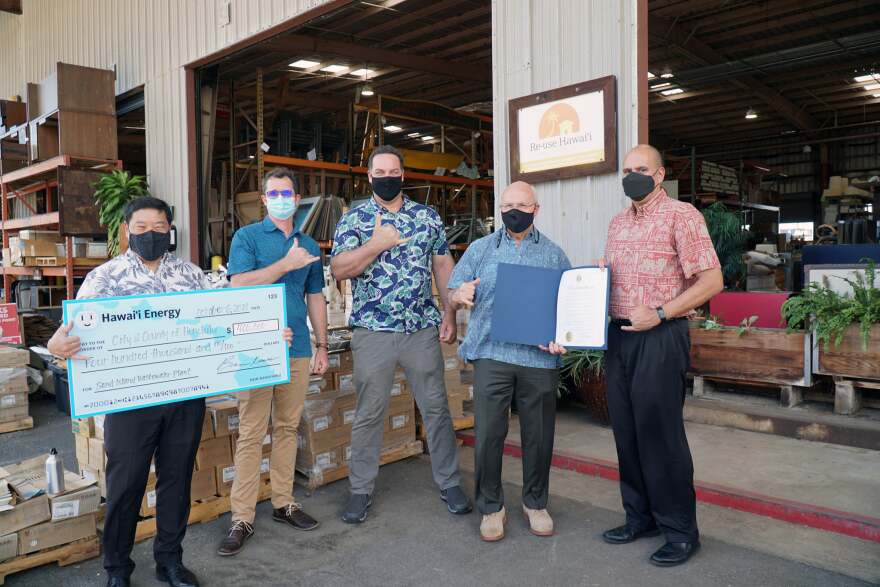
[{"x1": 265, "y1": 189, "x2": 295, "y2": 199}]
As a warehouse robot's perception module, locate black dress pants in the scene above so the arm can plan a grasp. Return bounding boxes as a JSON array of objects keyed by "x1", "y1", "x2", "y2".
[
  {"x1": 605, "y1": 319, "x2": 698, "y2": 543},
  {"x1": 102, "y1": 399, "x2": 205, "y2": 579},
  {"x1": 473, "y1": 359, "x2": 558, "y2": 515}
]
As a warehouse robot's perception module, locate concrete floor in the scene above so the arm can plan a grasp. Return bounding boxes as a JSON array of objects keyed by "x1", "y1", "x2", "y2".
[{"x1": 1, "y1": 396, "x2": 877, "y2": 586}]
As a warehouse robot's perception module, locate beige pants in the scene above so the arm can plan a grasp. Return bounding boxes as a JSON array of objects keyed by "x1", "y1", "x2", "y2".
[{"x1": 230, "y1": 357, "x2": 309, "y2": 523}]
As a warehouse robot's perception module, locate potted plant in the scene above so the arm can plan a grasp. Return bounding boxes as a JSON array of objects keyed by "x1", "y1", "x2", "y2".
[
  {"x1": 558, "y1": 349, "x2": 608, "y2": 423},
  {"x1": 702, "y1": 202, "x2": 749, "y2": 289},
  {"x1": 93, "y1": 170, "x2": 150, "y2": 257},
  {"x1": 782, "y1": 260, "x2": 880, "y2": 380}
]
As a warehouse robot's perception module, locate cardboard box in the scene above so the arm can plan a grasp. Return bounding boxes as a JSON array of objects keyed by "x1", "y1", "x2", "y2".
[
  {"x1": 325, "y1": 351, "x2": 353, "y2": 373},
  {"x1": 88, "y1": 437, "x2": 106, "y2": 471},
  {"x1": 208, "y1": 399, "x2": 239, "y2": 437},
  {"x1": 215, "y1": 464, "x2": 236, "y2": 497},
  {"x1": 0, "y1": 404, "x2": 28, "y2": 423},
  {"x1": 0, "y1": 347, "x2": 29, "y2": 368},
  {"x1": 306, "y1": 373, "x2": 334, "y2": 396},
  {"x1": 79, "y1": 466, "x2": 106, "y2": 498},
  {"x1": 11, "y1": 239, "x2": 60, "y2": 258},
  {"x1": 201, "y1": 410, "x2": 214, "y2": 441},
  {"x1": 0, "y1": 532, "x2": 16, "y2": 563},
  {"x1": 0, "y1": 391, "x2": 26, "y2": 410},
  {"x1": 71, "y1": 417, "x2": 94, "y2": 438},
  {"x1": 190, "y1": 467, "x2": 217, "y2": 502},
  {"x1": 296, "y1": 447, "x2": 342, "y2": 475},
  {"x1": 18, "y1": 513, "x2": 96, "y2": 555},
  {"x1": 140, "y1": 485, "x2": 157, "y2": 517},
  {"x1": 196, "y1": 437, "x2": 232, "y2": 470},
  {"x1": 0, "y1": 369, "x2": 27, "y2": 392},
  {"x1": 74, "y1": 435, "x2": 90, "y2": 469},
  {"x1": 18, "y1": 230, "x2": 59, "y2": 241},
  {"x1": 0, "y1": 494, "x2": 50, "y2": 535},
  {"x1": 48, "y1": 485, "x2": 100, "y2": 521}
]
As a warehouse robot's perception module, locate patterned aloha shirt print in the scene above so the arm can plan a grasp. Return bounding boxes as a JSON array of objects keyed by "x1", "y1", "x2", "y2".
[
  {"x1": 77, "y1": 249, "x2": 211, "y2": 300},
  {"x1": 604, "y1": 189, "x2": 720, "y2": 320},
  {"x1": 331, "y1": 197, "x2": 449, "y2": 333}
]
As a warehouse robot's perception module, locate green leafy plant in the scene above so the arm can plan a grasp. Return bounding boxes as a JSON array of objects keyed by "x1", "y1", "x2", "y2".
[
  {"x1": 736, "y1": 315, "x2": 759, "y2": 336},
  {"x1": 702, "y1": 202, "x2": 749, "y2": 288},
  {"x1": 93, "y1": 170, "x2": 149, "y2": 257},
  {"x1": 557, "y1": 349, "x2": 605, "y2": 397},
  {"x1": 782, "y1": 259, "x2": 880, "y2": 349},
  {"x1": 700, "y1": 314, "x2": 724, "y2": 330}
]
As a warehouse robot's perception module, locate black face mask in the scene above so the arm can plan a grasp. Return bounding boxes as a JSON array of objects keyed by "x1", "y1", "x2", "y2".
[
  {"x1": 128, "y1": 230, "x2": 171, "y2": 261},
  {"x1": 622, "y1": 172, "x2": 657, "y2": 201},
  {"x1": 371, "y1": 176, "x2": 403, "y2": 202},
  {"x1": 501, "y1": 209, "x2": 534, "y2": 234}
]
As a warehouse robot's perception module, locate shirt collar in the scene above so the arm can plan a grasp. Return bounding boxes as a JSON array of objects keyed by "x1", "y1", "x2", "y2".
[
  {"x1": 366, "y1": 195, "x2": 412, "y2": 215},
  {"x1": 500, "y1": 226, "x2": 541, "y2": 245},
  {"x1": 124, "y1": 248, "x2": 173, "y2": 271},
  {"x1": 628, "y1": 187, "x2": 668, "y2": 218},
  {"x1": 261, "y1": 215, "x2": 301, "y2": 237}
]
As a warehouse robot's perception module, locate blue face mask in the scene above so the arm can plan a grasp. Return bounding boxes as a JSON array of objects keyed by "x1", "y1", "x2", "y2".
[{"x1": 266, "y1": 196, "x2": 296, "y2": 220}]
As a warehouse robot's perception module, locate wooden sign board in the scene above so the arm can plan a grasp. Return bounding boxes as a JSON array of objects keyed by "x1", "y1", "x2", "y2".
[{"x1": 58, "y1": 167, "x2": 104, "y2": 236}]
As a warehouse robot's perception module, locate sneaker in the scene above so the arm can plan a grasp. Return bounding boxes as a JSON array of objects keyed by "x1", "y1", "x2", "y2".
[
  {"x1": 273, "y1": 503, "x2": 319, "y2": 531},
  {"x1": 217, "y1": 520, "x2": 254, "y2": 556},
  {"x1": 480, "y1": 507, "x2": 507, "y2": 542},
  {"x1": 341, "y1": 493, "x2": 372, "y2": 524},
  {"x1": 522, "y1": 505, "x2": 554, "y2": 537},
  {"x1": 440, "y1": 486, "x2": 473, "y2": 515}
]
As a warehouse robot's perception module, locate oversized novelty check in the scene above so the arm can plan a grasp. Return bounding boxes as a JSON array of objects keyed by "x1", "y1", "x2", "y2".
[{"x1": 63, "y1": 284, "x2": 290, "y2": 418}]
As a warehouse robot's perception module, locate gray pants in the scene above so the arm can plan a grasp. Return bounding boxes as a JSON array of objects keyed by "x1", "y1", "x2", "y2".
[{"x1": 349, "y1": 326, "x2": 462, "y2": 494}]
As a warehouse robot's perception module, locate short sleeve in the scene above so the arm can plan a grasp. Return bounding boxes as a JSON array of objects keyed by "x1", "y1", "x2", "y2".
[
  {"x1": 331, "y1": 212, "x2": 363, "y2": 256},
  {"x1": 448, "y1": 241, "x2": 480, "y2": 290},
  {"x1": 227, "y1": 229, "x2": 256, "y2": 277},
  {"x1": 305, "y1": 240, "x2": 325, "y2": 295},
  {"x1": 557, "y1": 249, "x2": 572, "y2": 271},
  {"x1": 674, "y1": 206, "x2": 721, "y2": 279},
  {"x1": 76, "y1": 267, "x2": 113, "y2": 299},
  {"x1": 430, "y1": 210, "x2": 450, "y2": 256}
]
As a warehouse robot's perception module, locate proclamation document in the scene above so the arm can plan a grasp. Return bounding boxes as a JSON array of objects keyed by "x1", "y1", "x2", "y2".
[
  {"x1": 63, "y1": 284, "x2": 290, "y2": 418},
  {"x1": 555, "y1": 268, "x2": 610, "y2": 349}
]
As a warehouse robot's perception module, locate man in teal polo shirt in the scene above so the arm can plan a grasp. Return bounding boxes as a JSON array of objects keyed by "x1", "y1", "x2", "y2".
[{"x1": 217, "y1": 167, "x2": 329, "y2": 556}]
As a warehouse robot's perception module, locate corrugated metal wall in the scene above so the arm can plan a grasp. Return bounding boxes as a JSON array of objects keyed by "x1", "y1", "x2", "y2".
[
  {"x1": 0, "y1": 0, "x2": 336, "y2": 261},
  {"x1": 492, "y1": 0, "x2": 639, "y2": 265}
]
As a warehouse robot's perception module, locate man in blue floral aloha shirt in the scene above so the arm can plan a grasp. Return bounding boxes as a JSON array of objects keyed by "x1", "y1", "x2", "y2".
[{"x1": 331, "y1": 145, "x2": 471, "y2": 523}]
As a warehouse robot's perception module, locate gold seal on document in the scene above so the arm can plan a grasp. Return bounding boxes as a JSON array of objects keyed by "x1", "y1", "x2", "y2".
[{"x1": 565, "y1": 331, "x2": 573, "y2": 342}]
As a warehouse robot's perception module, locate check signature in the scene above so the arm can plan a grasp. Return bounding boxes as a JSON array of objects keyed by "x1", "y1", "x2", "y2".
[{"x1": 216, "y1": 355, "x2": 270, "y2": 374}]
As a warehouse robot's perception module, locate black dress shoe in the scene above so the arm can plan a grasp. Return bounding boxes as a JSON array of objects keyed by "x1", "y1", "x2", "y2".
[
  {"x1": 650, "y1": 541, "x2": 701, "y2": 567},
  {"x1": 602, "y1": 524, "x2": 661, "y2": 544},
  {"x1": 156, "y1": 563, "x2": 200, "y2": 587},
  {"x1": 106, "y1": 576, "x2": 130, "y2": 587},
  {"x1": 273, "y1": 503, "x2": 320, "y2": 530}
]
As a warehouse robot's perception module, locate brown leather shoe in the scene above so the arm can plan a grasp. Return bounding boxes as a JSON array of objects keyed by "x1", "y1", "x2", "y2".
[
  {"x1": 217, "y1": 520, "x2": 254, "y2": 556},
  {"x1": 273, "y1": 503, "x2": 320, "y2": 531}
]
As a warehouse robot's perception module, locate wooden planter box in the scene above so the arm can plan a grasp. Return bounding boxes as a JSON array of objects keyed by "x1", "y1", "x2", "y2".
[
  {"x1": 813, "y1": 324, "x2": 880, "y2": 381},
  {"x1": 689, "y1": 324, "x2": 812, "y2": 386}
]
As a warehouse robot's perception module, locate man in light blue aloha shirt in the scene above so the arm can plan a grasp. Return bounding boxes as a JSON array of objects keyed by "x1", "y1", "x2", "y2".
[{"x1": 331, "y1": 145, "x2": 471, "y2": 524}]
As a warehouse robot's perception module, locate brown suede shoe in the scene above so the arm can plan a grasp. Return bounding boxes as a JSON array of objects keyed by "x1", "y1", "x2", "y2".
[
  {"x1": 273, "y1": 503, "x2": 320, "y2": 531},
  {"x1": 217, "y1": 520, "x2": 254, "y2": 557}
]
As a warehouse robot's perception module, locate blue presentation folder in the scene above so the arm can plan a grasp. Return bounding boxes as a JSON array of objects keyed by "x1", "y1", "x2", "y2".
[{"x1": 489, "y1": 263, "x2": 609, "y2": 350}]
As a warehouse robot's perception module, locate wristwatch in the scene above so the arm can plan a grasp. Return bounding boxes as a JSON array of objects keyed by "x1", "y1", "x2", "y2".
[
  {"x1": 656, "y1": 307, "x2": 667, "y2": 322},
  {"x1": 315, "y1": 342, "x2": 328, "y2": 349}
]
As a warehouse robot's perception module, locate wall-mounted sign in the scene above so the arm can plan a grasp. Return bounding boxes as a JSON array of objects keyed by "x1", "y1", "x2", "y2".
[{"x1": 508, "y1": 76, "x2": 617, "y2": 183}]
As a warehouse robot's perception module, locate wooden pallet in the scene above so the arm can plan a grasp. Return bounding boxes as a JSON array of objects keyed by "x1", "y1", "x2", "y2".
[
  {"x1": 451, "y1": 413, "x2": 474, "y2": 431},
  {"x1": 97, "y1": 481, "x2": 272, "y2": 544},
  {"x1": 0, "y1": 416, "x2": 33, "y2": 434},
  {"x1": 0, "y1": 536, "x2": 99, "y2": 585},
  {"x1": 296, "y1": 440, "x2": 423, "y2": 492},
  {"x1": 692, "y1": 375, "x2": 827, "y2": 408}
]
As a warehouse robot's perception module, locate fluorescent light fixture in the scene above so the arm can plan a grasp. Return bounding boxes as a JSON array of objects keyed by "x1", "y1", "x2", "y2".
[
  {"x1": 660, "y1": 72, "x2": 674, "y2": 79},
  {"x1": 290, "y1": 59, "x2": 319, "y2": 68},
  {"x1": 854, "y1": 74, "x2": 878, "y2": 82},
  {"x1": 421, "y1": 135, "x2": 435, "y2": 141},
  {"x1": 745, "y1": 108, "x2": 758, "y2": 119},
  {"x1": 383, "y1": 125, "x2": 402, "y2": 132},
  {"x1": 651, "y1": 82, "x2": 673, "y2": 90},
  {"x1": 873, "y1": 94, "x2": 880, "y2": 98},
  {"x1": 350, "y1": 68, "x2": 376, "y2": 78},
  {"x1": 661, "y1": 88, "x2": 684, "y2": 96},
  {"x1": 407, "y1": 132, "x2": 421, "y2": 138},
  {"x1": 647, "y1": 71, "x2": 656, "y2": 79},
  {"x1": 864, "y1": 83, "x2": 880, "y2": 91},
  {"x1": 320, "y1": 64, "x2": 349, "y2": 74}
]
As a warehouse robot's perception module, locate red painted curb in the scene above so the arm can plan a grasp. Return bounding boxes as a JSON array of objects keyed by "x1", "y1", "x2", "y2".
[{"x1": 457, "y1": 431, "x2": 880, "y2": 543}]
